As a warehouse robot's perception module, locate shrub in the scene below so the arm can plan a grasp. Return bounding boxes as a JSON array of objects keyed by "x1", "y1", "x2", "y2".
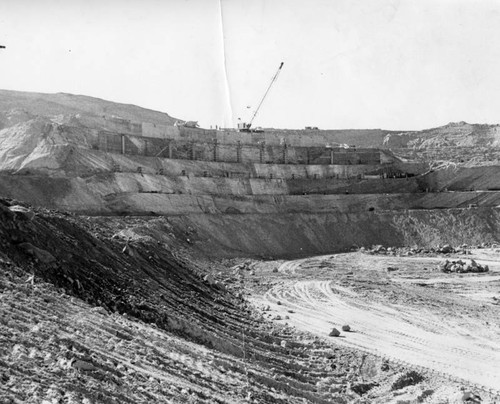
[{"x1": 391, "y1": 370, "x2": 424, "y2": 391}]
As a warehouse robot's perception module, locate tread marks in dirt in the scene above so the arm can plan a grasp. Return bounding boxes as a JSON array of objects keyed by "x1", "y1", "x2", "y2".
[
  {"x1": 262, "y1": 275, "x2": 500, "y2": 392},
  {"x1": 0, "y1": 201, "x2": 381, "y2": 402}
]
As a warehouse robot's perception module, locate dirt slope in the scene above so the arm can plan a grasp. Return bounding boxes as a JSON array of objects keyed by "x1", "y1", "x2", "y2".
[
  {"x1": 384, "y1": 122, "x2": 500, "y2": 149},
  {"x1": 4, "y1": 198, "x2": 441, "y2": 403},
  {"x1": 0, "y1": 90, "x2": 178, "y2": 129}
]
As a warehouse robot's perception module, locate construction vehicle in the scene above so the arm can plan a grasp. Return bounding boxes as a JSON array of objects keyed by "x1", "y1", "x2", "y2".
[
  {"x1": 174, "y1": 120, "x2": 199, "y2": 128},
  {"x1": 238, "y1": 62, "x2": 284, "y2": 132}
]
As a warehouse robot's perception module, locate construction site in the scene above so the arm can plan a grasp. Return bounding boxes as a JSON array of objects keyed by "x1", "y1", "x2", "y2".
[{"x1": 1, "y1": 86, "x2": 500, "y2": 404}]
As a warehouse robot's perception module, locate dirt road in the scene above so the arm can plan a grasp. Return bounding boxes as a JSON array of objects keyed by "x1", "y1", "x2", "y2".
[{"x1": 250, "y1": 251, "x2": 500, "y2": 395}]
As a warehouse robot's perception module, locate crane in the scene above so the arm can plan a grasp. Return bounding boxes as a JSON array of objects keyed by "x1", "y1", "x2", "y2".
[{"x1": 238, "y1": 62, "x2": 284, "y2": 132}]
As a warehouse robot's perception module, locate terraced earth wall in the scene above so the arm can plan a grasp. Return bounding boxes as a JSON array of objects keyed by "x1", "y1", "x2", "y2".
[{"x1": 2, "y1": 108, "x2": 500, "y2": 259}]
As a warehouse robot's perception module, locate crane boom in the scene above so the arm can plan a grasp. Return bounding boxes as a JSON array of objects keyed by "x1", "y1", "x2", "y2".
[{"x1": 238, "y1": 62, "x2": 284, "y2": 132}]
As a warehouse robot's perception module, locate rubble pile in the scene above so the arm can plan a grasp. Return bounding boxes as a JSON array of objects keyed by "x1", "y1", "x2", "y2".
[
  {"x1": 439, "y1": 259, "x2": 489, "y2": 274},
  {"x1": 363, "y1": 244, "x2": 471, "y2": 256}
]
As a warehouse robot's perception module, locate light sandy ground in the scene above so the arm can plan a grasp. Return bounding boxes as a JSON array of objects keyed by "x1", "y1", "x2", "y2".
[{"x1": 249, "y1": 250, "x2": 500, "y2": 398}]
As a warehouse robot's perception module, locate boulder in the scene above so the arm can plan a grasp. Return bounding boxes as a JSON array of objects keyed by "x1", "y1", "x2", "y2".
[
  {"x1": 440, "y1": 244, "x2": 454, "y2": 254},
  {"x1": 18, "y1": 242, "x2": 56, "y2": 264},
  {"x1": 71, "y1": 359, "x2": 98, "y2": 372},
  {"x1": 461, "y1": 391, "x2": 481, "y2": 403},
  {"x1": 329, "y1": 328, "x2": 340, "y2": 337},
  {"x1": 203, "y1": 274, "x2": 214, "y2": 284},
  {"x1": 341, "y1": 325, "x2": 351, "y2": 332},
  {"x1": 351, "y1": 382, "x2": 378, "y2": 396},
  {"x1": 121, "y1": 244, "x2": 136, "y2": 257},
  {"x1": 439, "y1": 260, "x2": 450, "y2": 272},
  {"x1": 8, "y1": 205, "x2": 35, "y2": 221}
]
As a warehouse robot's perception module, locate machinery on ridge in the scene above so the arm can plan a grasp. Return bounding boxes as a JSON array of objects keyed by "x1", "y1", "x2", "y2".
[{"x1": 238, "y1": 62, "x2": 284, "y2": 133}]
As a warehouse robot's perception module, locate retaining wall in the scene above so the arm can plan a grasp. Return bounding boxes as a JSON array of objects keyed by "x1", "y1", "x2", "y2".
[
  {"x1": 96, "y1": 131, "x2": 382, "y2": 165},
  {"x1": 27, "y1": 146, "x2": 390, "y2": 180}
]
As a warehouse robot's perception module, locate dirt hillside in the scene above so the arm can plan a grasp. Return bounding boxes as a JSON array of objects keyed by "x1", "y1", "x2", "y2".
[
  {"x1": 0, "y1": 90, "x2": 179, "y2": 129},
  {"x1": 2, "y1": 198, "x2": 462, "y2": 404}
]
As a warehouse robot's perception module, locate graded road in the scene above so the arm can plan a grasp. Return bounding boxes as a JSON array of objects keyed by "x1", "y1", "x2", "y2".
[{"x1": 249, "y1": 251, "x2": 500, "y2": 396}]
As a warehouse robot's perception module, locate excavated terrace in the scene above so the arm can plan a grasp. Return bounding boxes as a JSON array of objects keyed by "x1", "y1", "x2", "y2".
[{"x1": 1, "y1": 90, "x2": 500, "y2": 403}]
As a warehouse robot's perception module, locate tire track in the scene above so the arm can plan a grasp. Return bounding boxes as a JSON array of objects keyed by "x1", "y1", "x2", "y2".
[{"x1": 261, "y1": 278, "x2": 500, "y2": 390}]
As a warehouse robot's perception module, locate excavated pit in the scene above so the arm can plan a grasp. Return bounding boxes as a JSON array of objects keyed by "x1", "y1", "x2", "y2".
[{"x1": 1, "y1": 90, "x2": 500, "y2": 403}]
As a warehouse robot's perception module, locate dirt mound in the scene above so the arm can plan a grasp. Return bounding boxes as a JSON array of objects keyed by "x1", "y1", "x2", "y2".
[
  {"x1": 0, "y1": 89, "x2": 179, "y2": 128},
  {"x1": 384, "y1": 122, "x2": 500, "y2": 149},
  {"x1": 0, "y1": 117, "x2": 77, "y2": 174},
  {"x1": 384, "y1": 122, "x2": 500, "y2": 165}
]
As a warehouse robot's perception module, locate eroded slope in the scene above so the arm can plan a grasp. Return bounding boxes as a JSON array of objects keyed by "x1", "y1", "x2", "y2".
[{"x1": 1, "y1": 199, "x2": 428, "y2": 403}]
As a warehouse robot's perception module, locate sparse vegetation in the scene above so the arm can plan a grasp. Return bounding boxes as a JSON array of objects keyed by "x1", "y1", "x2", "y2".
[
  {"x1": 417, "y1": 389, "x2": 434, "y2": 402},
  {"x1": 391, "y1": 370, "x2": 425, "y2": 391}
]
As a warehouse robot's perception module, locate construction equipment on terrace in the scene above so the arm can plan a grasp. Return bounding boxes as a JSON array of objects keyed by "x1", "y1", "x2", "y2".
[
  {"x1": 238, "y1": 62, "x2": 284, "y2": 132},
  {"x1": 174, "y1": 120, "x2": 199, "y2": 128}
]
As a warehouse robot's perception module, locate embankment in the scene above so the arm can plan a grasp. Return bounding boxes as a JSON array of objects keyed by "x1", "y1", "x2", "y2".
[
  {"x1": 2, "y1": 173, "x2": 500, "y2": 216},
  {"x1": 153, "y1": 208, "x2": 500, "y2": 258},
  {"x1": 1, "y1": 172, "x2": 500, "y2": 259},
  {"x1": 423, "y1": 166, "x2": 500, "y2": 191}
]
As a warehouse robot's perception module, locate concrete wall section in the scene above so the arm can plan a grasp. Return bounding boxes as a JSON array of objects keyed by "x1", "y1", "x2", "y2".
[
  {"x1": 63, "y1": 147, "x2": 396, "y2": 181},
  {"x1": 94, "y1": 132, "x2": 383, "y2": 166},
  {"x1": 78, "y1": 115, "x2": 143, "y2": 136},
  {"x1": 142, "y1": 122, "x2": 180, "y2": 139},
  {"x1": 68, "y1": 115, "x2": 391, "y2": 148},
  {"x1": 178, "y1": 127, "x2": 217, "y2": 141},
  {"x1": 7, "y1": 140, "x2": 414, "y2": 185},
  {"x1": 251, "y1": 163, "x2": 382, "y2": 179},
  {"x1": 213, "y1": 129, "x2": 388, "y2": 148}
]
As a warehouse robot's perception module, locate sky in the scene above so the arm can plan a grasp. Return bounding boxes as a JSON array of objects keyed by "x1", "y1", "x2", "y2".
[{"x1": 1, "y1": 0, "x2": 500, "y2": 130}]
